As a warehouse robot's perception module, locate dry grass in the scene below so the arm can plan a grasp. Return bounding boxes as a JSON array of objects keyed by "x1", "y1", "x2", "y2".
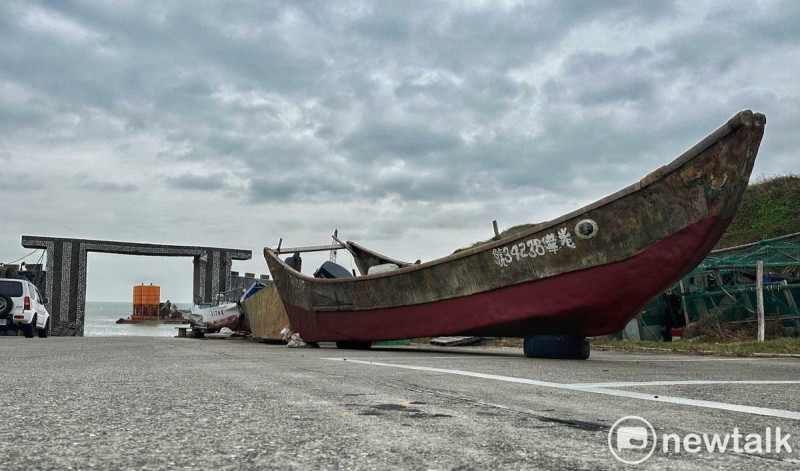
[
  {"x1": 591, "y1": 337, "x2": 800, "y2": 356},
  {"x1": 682, "y1": 309, "x2": 785, "y2": 342}
]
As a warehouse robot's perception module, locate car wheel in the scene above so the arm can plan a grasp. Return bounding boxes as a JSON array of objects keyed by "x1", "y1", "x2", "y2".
[
  {"x1": 23, "y1": 316, "x2": 36, "y2": 338},
  {"x1": 38, "y1": 319, "x2": 49, "y2": 338},
  {"x1": 0, "y1": 295, "x2": 12, "y2": 315}
]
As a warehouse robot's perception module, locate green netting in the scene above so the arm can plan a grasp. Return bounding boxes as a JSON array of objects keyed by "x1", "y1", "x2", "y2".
[
  {"x1": 698, "y1": 238, "x2": 800, "y2": 269},
  {"x1": 682, "y1": 284, "x2": 799, "y2": 325},
  {"x1": 680, "y1": 235, "x2": 800, "y2": 333},
  {"x1": 631, "y1": 233, "x2": 800, "y2": 339}
]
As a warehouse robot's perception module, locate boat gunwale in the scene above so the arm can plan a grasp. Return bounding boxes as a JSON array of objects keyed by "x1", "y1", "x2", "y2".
[{"x1": 265, "y1": 110, "x2": 761, "y2": 284}]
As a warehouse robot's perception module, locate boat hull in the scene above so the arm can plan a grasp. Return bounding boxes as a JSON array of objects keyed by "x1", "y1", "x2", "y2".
[
  {"x1": 266, "y1": 111, "x2": 766, "y2": 342},
  {"x1": 188, "y1": 303, "x2": 248, "y2": 332},
  {"x1": 281, "y1": 215, "x2": 726, "y2": 340}
]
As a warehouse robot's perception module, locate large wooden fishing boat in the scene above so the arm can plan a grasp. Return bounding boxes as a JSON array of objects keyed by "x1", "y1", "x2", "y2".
[{"x1": 265, "y1": 110, "x2": 766, "y2": 357}]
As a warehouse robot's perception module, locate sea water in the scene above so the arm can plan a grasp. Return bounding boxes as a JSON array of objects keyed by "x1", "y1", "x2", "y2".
[{"x1": 84, "y1": 301, "x2": 192, "y2": 337}]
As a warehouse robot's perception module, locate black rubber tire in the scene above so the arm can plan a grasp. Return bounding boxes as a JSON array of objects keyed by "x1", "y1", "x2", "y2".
[
  {"x1": 0, "y1": 295, "x2": 12, "y2": 316},
  {"x1": 523, "y1": 335, "x2": 590, "y2": 360},
  {"x1": 23, "y1": 316, "x2": 36, "y2": 339},
  {"x1": 336, "y1": 341, "x2": 372, "y2": 350},
  {"x1": 38, "y1": 320, "x2": 49, "y2": 338}
]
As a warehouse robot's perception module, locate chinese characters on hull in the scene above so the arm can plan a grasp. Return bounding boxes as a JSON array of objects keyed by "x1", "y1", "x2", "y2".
[{"x1": 492, "y1": 227, "x2": 577, "y2": 268}]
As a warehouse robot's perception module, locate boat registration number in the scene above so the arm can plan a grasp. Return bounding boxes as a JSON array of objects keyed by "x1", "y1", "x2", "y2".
[{"x1": 492, "y1": 226, "x2": 577, "y2": 268}]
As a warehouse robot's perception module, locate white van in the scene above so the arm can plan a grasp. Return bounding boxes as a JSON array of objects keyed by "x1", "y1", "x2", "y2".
[{"x1": 0, "y1": 278, "x2": 50, "y2": 338}]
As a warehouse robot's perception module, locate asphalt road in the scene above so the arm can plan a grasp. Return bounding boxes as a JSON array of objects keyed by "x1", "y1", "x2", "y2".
[{"x1": 1, "y1": 336, "x2": 799, "y2": 470}]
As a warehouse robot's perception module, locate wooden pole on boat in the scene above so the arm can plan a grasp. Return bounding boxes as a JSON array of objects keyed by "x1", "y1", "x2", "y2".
[
  {"x1": 330, "y1": 229, "x2": 338, "y2": 263},
  {"x1": 274, "y1": 243, "x2": 346, "y2": 255},
  {"x1": 757, "y1": 260, "x2": 765, "y2": 342},
  {"x1": 492, "y1": 220, "x2": 500, "y2": 238}
]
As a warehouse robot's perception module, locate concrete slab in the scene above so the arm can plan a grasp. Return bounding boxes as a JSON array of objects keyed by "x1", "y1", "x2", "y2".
[{"x1": 1, "y1": 338, "x2": 798, "y2": 469}]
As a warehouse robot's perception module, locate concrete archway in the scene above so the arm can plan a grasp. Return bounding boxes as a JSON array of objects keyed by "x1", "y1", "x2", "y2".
[{"x1": 21, "y1": 236, "x2": 251, "y2": 336}]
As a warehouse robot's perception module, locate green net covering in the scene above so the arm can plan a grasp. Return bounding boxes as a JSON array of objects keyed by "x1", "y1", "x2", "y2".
[
  {"x1": 682, "y1": 234, "x2": 800, "y2": 329},
  {"x1": 699, "y1": 238, "x2": 800, "y2": 269},
  {"x1": 633, "y1": 233, "x2": 800, "y2": 340}
]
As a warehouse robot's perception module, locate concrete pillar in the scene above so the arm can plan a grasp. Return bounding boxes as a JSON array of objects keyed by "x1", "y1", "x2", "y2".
[
  {"x1": 193, "y1": 254, "x2": 207, "y2": 303},
  {"x1": 34, "y1": 239, "x2": 83, "y2": 336}
]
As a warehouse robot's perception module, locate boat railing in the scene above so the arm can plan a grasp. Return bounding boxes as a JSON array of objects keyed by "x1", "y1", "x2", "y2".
[{"x1": 271, "y1": 239, "x2": 346, "y2": 256}]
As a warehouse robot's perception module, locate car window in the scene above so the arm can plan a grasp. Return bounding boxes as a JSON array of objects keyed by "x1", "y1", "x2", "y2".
[
  {"x1": 29, "y1": 285, "x2": 37, "y2": 301},
  {"x1": 0, "y1": 280, "x2": 24, "y2": 297}
]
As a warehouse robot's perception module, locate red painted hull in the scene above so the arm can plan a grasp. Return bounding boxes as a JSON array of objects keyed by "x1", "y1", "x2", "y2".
[{"x1": 283, "y1": 216, "x2": 729, "y2": 341}]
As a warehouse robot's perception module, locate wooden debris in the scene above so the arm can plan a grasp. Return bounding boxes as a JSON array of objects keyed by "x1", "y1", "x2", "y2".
[
  {"x1": 241, "y1": 284, "x2": 291, "y2": 341},
  {"x1": 429, "y1": 336, "x2": 482, "y2": 346}
]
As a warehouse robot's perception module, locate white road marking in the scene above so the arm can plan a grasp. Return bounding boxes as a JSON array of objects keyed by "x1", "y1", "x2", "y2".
[
  {"x1": 565, "y1": 380, "x2": 800, "y2": 388},
  {"x1": 575, "y1": 388, "x2": 800, "y2": 420},
  {"x1": 335, "y1": 356, "x2": 484, "y2": 360},
  {"x1": 604, "y1": 357, "x2": 787, "y2": 362},
  {"x1": 322, "y1": 358, "x2": 800, "y2": 420}
]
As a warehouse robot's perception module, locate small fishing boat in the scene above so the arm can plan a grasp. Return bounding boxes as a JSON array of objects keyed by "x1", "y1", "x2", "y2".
[
  {"x1": 187, "y1": 298, "x2": 247, "y2": 337},
  {"x1": 264, "y1": 110, "x2": 766, "y2": 358}
]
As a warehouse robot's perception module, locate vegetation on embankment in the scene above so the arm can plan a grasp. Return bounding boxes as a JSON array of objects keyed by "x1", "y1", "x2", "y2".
[
  {"x1": 591, "y1": 337, "x2": 800, "y2": 356},
  {"x1": 716, "y1": 174, "x2": 800, "y2": 248}
]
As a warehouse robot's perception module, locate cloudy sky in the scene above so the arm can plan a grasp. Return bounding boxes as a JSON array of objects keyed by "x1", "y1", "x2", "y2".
[{"x1": 2, "y1": 0, "x2": 799, "y2": 302}]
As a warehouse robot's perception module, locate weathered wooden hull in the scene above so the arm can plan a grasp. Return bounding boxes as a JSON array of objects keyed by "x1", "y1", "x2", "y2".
[{"x1": 265, "y1": 111, "x2": 766, "y2": 342}]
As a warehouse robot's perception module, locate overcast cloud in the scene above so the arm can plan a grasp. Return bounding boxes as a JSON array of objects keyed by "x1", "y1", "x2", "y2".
[{"x1": 1, "y1": 0, "x2": 799, "y2": 301}]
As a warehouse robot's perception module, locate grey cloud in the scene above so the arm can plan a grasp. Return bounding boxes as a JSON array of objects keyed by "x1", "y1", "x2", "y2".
[
  {"x1": 352, "y1": 6, "x2": 412, "y2": 44},
  {"x1": 247, "y1": 172, "x2": 357, "y2": 203},
  {"x1": 0, "y1": 171, "x2": 41, "y2": 193},
  {"x1": 165, "y1": 173, "x2": 227, "y2": 191},
  {"x1": 652, "y1": 4, "x2": 800, "y2": 80},
  {"x1": 708, "y1": 2, "x2": 800, "y2": 45},
  {"x1": 361, "y1": 170, "x2": 463, "y2": 201},
  {"x1": 79, "y1": 179, "x2": 137, "y2": 193},
  {"x1": 341, "y1": 122, "x2": 463, "y2": 161},
  {"x1": 206, "y1": 132, "x2": 247, "y2": 157},
  {"x1": 545, "y1": 47, "x2": 659, "y2": 108}
]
